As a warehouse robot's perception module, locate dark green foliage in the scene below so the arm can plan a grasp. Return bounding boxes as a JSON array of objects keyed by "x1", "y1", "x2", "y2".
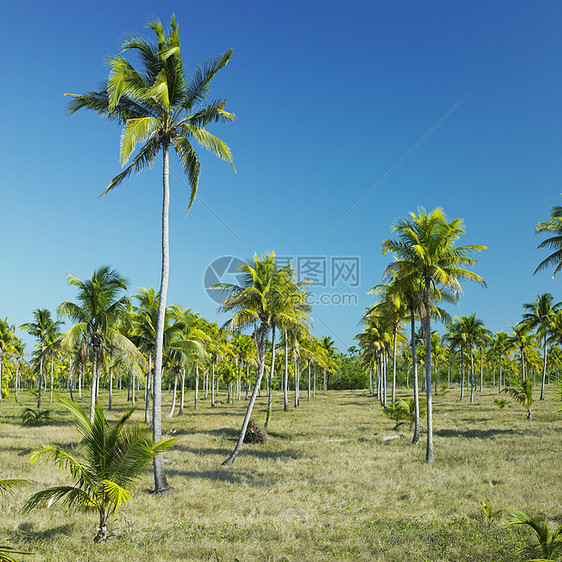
[
  {"x1": 21, "y1": 407, "x2": 52, "y2": 426},
  {"x1": 506, "y1": 509, "x2": 562, "y2": 560},
  {"x1": 331, "y1": 354, "x2": 369, "y2": 390}
]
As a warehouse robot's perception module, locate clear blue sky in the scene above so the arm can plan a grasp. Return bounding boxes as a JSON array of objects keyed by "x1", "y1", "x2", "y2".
[{"x1": 2, "y1": 0, "x2": 561, "y2": 352}]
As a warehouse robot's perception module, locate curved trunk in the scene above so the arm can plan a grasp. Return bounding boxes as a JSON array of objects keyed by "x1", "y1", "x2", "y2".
[
  {"x1": 167, "y1": 370, "x2": 178, "y2": 418},
  {"x1": 265, "y1": 325, "x2": 276, "y2": 428},
  {"x1": 152, "y1": 142, "x2": 171, "y2": 493},
  {"x1": 410, "y1": 307, "x2": 420, "y2": 445},
  {"x1": 223, "y1": 321, "x2": 269, "y2": 467}
]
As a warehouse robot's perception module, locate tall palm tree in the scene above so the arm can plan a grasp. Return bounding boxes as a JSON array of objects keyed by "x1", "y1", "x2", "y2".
[
  {"x1": 319, "y1": 336, "x2": 337, "y2": 391},
  {"x1": 20, "y1": 310, "x2": 62, "y2": 408},
  {"x1": 216, "y1": 252, "x2": 310, "y2": 467},
  {"x1": 492, "y1": 331, "x2": 511, "y2": 393},
  {"x1": 382, "y1": 207, "x2": 486, "y2": 462},
  {"x1": 456, "y1": 314, "x2": 487, "y2": 404},
  {"x1": 509, "y1": 323, "x2": 538, "y2": 385},
  {"x1": 522, "y1": 293, "x2": 560, "y2": 400},
  {"x1": 67, "y1": 16, "x2": 236, "y2": 494},
  {"x1": 58, "y1": 266, "x2": 142, "y2": 422}
]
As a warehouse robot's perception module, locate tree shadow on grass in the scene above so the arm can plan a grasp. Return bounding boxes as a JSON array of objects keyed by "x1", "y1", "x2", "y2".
[
  {"x1": 16, "y1": 522, "x2": 75, "y2": 543},
  {"x1": 165, "y1": 468, "x2": 275, "y2": 487},
  {"x1": 436, "y1": 428, "x2": 528, "y2": 439},
  {"x1": 173, "y1": 445, "x2": 306, "y2": 462}
]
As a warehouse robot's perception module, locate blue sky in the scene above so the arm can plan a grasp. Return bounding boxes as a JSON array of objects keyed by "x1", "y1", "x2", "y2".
[{"x1": 2, "y1": 0, "x2": 561, "y2": 352}]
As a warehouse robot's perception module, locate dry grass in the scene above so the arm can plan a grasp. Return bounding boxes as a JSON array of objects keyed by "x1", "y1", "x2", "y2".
[{"x1": 0, "y1": 385, "x2": 561, "y2": 561}]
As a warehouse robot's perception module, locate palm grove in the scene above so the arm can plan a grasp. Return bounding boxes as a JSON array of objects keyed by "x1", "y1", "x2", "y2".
[{"x1": 1, "y1": 14, "x2": 562, "y2": 550}]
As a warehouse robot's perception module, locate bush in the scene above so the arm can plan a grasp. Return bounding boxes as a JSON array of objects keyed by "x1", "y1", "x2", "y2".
[
  {"x1": 243, "y1": 419, "x2": 266, "y2": 444},
  {"x1": 21, "y1": 408, "x2": 52, "y2": 426}
]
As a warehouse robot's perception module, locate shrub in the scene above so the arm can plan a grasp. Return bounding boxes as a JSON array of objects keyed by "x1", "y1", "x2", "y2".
[{"x1": 243, "y1": 419, "x2": 266, "y2": 444}]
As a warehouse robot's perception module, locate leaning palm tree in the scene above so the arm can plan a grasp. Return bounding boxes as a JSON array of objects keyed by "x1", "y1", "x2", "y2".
[
  {"x1": 23, "y1": 398, "x2": 175, "y2": 542},
  {"x1": 382, "y1": 207, "x2": 486, "y2": 462},
  {"x1": 522, "y1": 293, "x2": 560, "y2": 400},
  {"x1": 66, "y1": 16, "x2": 235, "y2": 494},
  {"x1": 216, "y1": 252, "x2": 311, "y2": 467}
]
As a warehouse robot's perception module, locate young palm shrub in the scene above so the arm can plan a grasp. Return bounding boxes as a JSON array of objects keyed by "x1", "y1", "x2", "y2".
[
  {"x1": 494, "y1": 398, "x2": 508, "y2": 410},
  {"x1": 22, "y1": 398, "x2": 176, "y2": 542},
  {"x1": 383, "y1": 397, "x2": 426, "y2": 430},
  {"x1": 503, "y1": 379, "x2": 534, "y2": 420},
  {"x1": 21, "y1": 408, "x2": 52, "y2": 426},
  {"x1": 506, "y1": 509, "x2": 562, "y2": 561},
  {"x1": 480, "y1": 500, "x2": 503, "y2": 525}
]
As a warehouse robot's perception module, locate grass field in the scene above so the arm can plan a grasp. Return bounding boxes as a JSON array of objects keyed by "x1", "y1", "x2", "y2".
[{"x1": 0, "y1": 386, "x2": 560, "y2": 561}]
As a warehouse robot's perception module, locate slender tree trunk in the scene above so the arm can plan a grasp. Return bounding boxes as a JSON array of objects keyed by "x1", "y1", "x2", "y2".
[
  {"x1": 410, "y1": 308, "x2": 420, "y2": 445},
  {"x1": 89, "y1": 353, "x2": 98, "y2": 422},
  {"x1": 460, "y1": 347, "x2": 465, "y2": 401},
  {"x1": 109, "y1": 366, "x2": 113, "y2": 410},
  {"x1": 323, "y1": 368, "x2": 327, "y2": 391},
  {"x1": 307, "y1": 362, "x2": 311, "y2": 401},
  {"x1": 211, "y1": 357, "x2": 216, "y2": 407},
  {"x1": 470, "y1": 345, "x2": 474, "y2": 404},
  {"x1": 423, "y1": 288, "x2": 434, "y2": 463},
  {"x1": 283, "y1": 334, "x2": 290, "y2": 411},
  {"x1": 167, "y1": 370, "x2": 178, "y2": 418},
  {"x1": 194, "y1": 364, "x2": 199, "y2": 409},
  {"x1": 37, "y1": 355, "x2": 44, "y2": 409},
  {"x1": 152, "y1": 142, "x2": 171, "y2": 493},
  {"x1": 540, "y1": 335, "x2": 547, "y2": 400},
  {"x1": 392, "y1": 328, "x2": 397, "y2": 404},
  {"x1": 179, "y1": 367, "x2": 186, "y2": 415},
  {"x1": 313, "y1": 365, "x2": 316, "y2": 398},
  {"x1": 265, "y1": 325, "x2": 276, "y2": 428},
  {"x1": 50, "y1": 358, "x2": 54, "y2": 403},
  {"x1": 144, "y1": 356, "x2": 151, "y2": 424},
  {"x1": 222, "y1": 322, "x2": 270, "y2": 467},
  {"x1": 498, "y1": 354, "x2": 503, "y2": 393},
  {"x1": 245, "y1": 364, "x2": 250, "y2": 400}
]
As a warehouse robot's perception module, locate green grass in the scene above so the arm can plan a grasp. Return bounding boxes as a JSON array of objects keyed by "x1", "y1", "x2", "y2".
[{"x1": 0, "y1": 386, "x2": 561, "y2": 561}]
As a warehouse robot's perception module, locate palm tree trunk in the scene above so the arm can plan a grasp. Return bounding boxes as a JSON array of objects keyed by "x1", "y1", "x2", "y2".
[
  {"x1": 222, "y1": 322, "x2": 270, "y2": 467},
  {"x1": 144, "y1": 356, "x2": 151, "y2": 424},
  {"x1": 283, "y1": 334, "x2": 289, "y2": 411},
  {"x1": 423, "y1": 288, "x2": 434, "y2": 463},
  {"x1": 152, "y1": 141, "x2": 171, "y2": 493},
  {"x1": 540, "y1": 335, "x2": 547, "y2": 400},
  {"x1": 460, "y1": 347, "x2": 465, "y2": 401},
  {"x1": 90, "y1": 353, "x2": 98, "y2": 422},
  {"x1": 265, "y1": 325, "x2": 276, "y2": 428},
  {"x1": 37, "y1": 355, "x2": 44, "y2": 409},
  {"x1": 194, "y1": 364, "x2": 199, "y2": 409},
  {"x1": 211, "y1": 357, "x2": 216, "y2": 407},
  {"x1": 109, "y1": 366, "x2": 113, "y2": 410},
  {"x1": 179, "y1": 367, "x2": 186, "y2": 415},
  {"x1": 50, "y1": 358, "x2": 54, "y2": 403},
  {"x1": 313, "y1": 365, "x2": 316, "y2": 398},
  {"x1": 392, "y1": 328, "x2": 397, "y2": 404},
  {"x1": 167, "y1": 371, "x2": 178, "y2": 418},
  {"x1": 410, "y1": 308, "x2": 420, "y2": 445},
  {"x1": 470, "y1": 348, "x2": 475, "y2": 404},
  {"x1": 307, "y1": 362, "x2": 311, "y2": 401},
  {"x1": 323, "y1": 367, "x2": 327, "y2": 391}
]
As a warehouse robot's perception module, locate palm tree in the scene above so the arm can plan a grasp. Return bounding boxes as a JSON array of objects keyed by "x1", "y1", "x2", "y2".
[
  {"x1": 509, "y1": 323, "x2": 538, "y2": 385},
  {"x1": 319, "y1": 336, "x2": 337, "y2": 391},
  {"x1": 503, "y1": 379, "x2": 534, "y2": 420},
  {"x1": 67, "y1": 16, "x2": 236, "y2": 494},
  {"x1": 382, "y1": 207, "x2": 486, "y2": 462},
  {"x1": 216, "y1": 252, "x2": 310, "y2": 467},
  {"x1": 535, "y1": 203, "x2": 562, "y2": 278},
  {"x1": 0, "y1": 318, "x2": 15, "y2": 403},
  {"x1": 20, "y1": 310, "x2": 61, "y2": 408},
  {"x1": 492, "y1": 331, "x2": 511, "y2": 393},
  {"x1": 23, "y1": 398, "x2": 175, "y2": 542},
  {"x1": 58, "y1": 266, "x2": 142, "y2": 422},
  {"x1": 522, "y1": 293, "x2": 560, "y2": 400},
  {"x1": 456, "y1": 314, "x2": 487, "y2": 404}
]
